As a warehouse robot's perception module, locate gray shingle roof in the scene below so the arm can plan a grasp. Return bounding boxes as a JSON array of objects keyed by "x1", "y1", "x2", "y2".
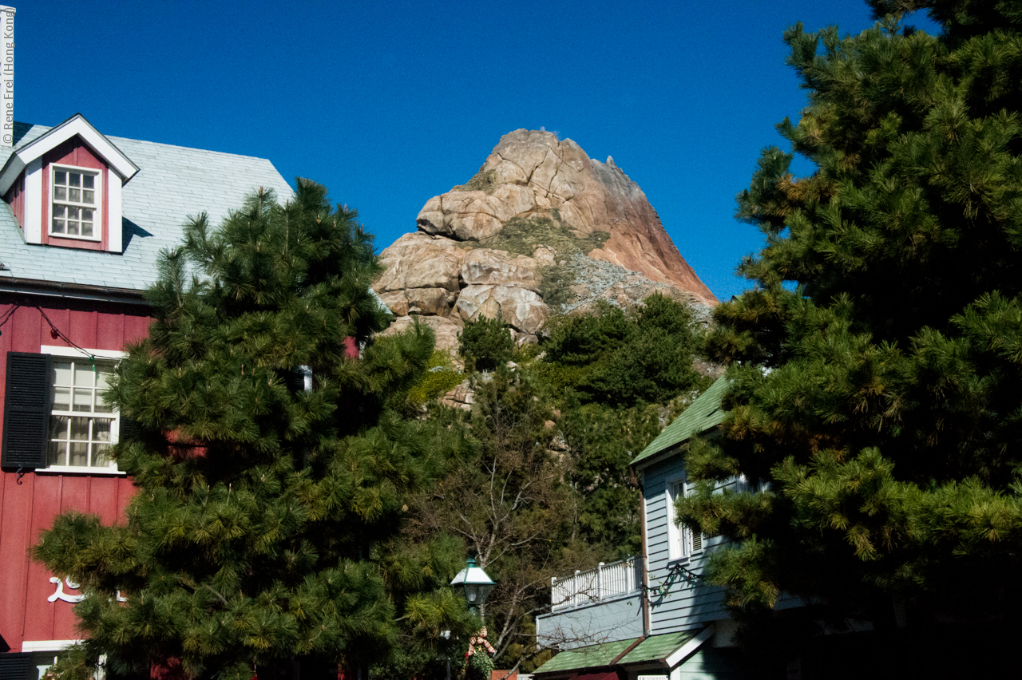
[
  {"x1": 631, "y1": 376, "x2": 729, "y2": 467},
  {"x1": 0, "y1": 121, "x2": 293, "y2": 293}
]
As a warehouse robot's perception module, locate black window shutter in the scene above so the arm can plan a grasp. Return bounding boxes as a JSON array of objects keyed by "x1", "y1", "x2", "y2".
[
  {"x1": 2, "y1": 352, "x2": 52, "y2": 470},
  {"x1": 284, "y1": 369, "x2": 306, "y2": 394},
  {"x1": 0, "y1": 652, "x2": 33, "y2": 680},
  {"x1": 119, "y1": 414, "x2": 141, "y2": 442}
]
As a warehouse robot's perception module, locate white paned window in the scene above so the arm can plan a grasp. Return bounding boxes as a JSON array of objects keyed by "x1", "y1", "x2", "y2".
[
  {"x1": 666, "y1": 476, "x2": 704, "y2": 561},
  {"x1": 46, "y1": 358, "x2": 118, "y2": 470},
  {"x1": 50, "y1": 165, "x2": 101, "y2": 240}
]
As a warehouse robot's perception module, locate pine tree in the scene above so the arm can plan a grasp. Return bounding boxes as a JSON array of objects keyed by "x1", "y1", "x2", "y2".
[
  {"x1": 458, "y1": 315, "x2": 515, "y2": 373},
  {"x1": 34, "y1": 180, "x2": 450, "y2": 680},
  {"x1": 680, "y1": 0, "x2": 1022, "y2": 663}
]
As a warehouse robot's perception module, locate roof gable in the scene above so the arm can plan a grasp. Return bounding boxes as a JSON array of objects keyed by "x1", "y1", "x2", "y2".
[
  {"x1": 0, "y1": 114, "x2": 139, "y2": 193},
  {"x1": 631, "y1": 376, "x2": 729, "y2": 468}
]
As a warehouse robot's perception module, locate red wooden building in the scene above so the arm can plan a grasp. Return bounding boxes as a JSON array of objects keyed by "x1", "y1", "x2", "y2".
[{"x1": 0, "y1": 99, "x2": 292, "y2": 680}]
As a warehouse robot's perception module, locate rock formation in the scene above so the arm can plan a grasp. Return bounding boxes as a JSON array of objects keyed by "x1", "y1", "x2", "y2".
[{"x1": 375, "y1": 129, "x2": 717, "y2": 351}]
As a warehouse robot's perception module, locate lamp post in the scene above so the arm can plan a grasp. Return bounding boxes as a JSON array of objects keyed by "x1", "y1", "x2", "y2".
[
  {"x1": 450, "y1": 556, "x2": 496, "y2": 618},
  {"x1": 450, "y1": 557, "x2": 496, "y2": 680}
]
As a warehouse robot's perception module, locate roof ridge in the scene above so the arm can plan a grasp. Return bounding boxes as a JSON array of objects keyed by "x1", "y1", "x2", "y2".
[
  {"x1": 107, "y1": 134, "x2": 277, "y2": 163},
  {"x1": 12, "y1": 120, "x2": 279, "y2": 164}
]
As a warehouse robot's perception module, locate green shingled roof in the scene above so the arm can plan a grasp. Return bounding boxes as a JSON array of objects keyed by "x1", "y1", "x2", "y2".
[
  {"x1": 533, "y1": 637, "x2": 640, "y2": 674},
  {"x1": 617, "y1": 630, "x2": 696, "y2": 665},
  {"x1": 631, "y1": 376, "x2": 729, "y2": 467}
]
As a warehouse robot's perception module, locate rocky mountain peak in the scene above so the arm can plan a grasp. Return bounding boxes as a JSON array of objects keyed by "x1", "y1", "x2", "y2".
[{"x1": 374, "y1": 130, "x2": 717, "y2": 351}]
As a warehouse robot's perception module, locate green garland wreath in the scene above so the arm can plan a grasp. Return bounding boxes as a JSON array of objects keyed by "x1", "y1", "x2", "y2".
[{"x1": 463, "y1": 628, "x2": 497, "y2": 680}]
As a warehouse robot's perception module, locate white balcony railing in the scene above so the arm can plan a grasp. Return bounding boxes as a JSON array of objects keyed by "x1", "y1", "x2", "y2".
[{"x1": 550, "y1": 556, "x2": 643, "y2": 612}]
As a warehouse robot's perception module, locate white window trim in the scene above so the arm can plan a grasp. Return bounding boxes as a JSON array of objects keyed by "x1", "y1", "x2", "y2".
[
  {"x1": 39, "y1": 346, "x2": 126, "y2": 476},
  {"x1": 49, "y1": 164, "x2": 103, "y2": 243},
  {"x1": 22, "y1": 640, "x2": 80, "y2": 652},
  {"x1": 42, "y1": 346, "x2": 126, "y2": 360},
  {"x1": 0, "y1": 114, "x2": 139, "y2": 196},
  {"x1": 666, "y1": 473, "x2": 704, "y2": 563}
]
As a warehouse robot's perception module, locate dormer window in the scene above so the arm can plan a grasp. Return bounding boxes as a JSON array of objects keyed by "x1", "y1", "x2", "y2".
[
  {"x1": 0, "y1": 114, "x2": 139, "y2": 253},
  {"x1": 51, "y1": 166, "x2": 101, "y2": 240}
]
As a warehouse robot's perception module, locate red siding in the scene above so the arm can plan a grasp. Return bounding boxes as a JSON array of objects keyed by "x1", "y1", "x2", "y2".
[
  {"x1": 344, "y1": 336, "x2": 359, "y2": 359},
  {"x1": 0, "y1": 295, "x2": 150, "y2": 650},
  {"x1": 40, "y1": 137, "x2": 110, "y2": 252},
  {"x1": 3, "y1": 170, "x2": 25, "y2": 229}
]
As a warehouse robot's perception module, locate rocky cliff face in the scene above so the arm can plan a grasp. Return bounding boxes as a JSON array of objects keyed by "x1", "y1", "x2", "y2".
[{"x1": 374, "y1": 129, "x2": 718, "y2": 350}]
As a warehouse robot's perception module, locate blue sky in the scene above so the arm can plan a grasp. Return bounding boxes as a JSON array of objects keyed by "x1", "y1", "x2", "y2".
[{"x1": 11, "y1": 1, "x2": 938, "y2": 301}]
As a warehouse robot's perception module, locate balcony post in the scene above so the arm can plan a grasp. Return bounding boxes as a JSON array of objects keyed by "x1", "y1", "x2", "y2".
[{"x1": 596, "y1": 562, "x2": 604, "y2": 602}]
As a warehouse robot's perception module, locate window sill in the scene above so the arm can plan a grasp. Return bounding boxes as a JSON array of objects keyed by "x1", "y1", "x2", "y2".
[
  {"x1": 48, "y1": 232, "x2": 102, "y2": 243},
  {"x1": 36, "y1": 466, "x2": 125, "y2": 476}
]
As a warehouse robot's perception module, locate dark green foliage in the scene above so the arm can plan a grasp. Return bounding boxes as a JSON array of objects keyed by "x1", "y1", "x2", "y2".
[
  {"x1": 405, "y1": 294, "x2": 707, "y2": 674},
  {"x1": 372, "y1": 530, "x2": 479, "y2": 679},
  {"x1": 526, "y1": 294, "x2": 706, "y2": 563},
  {"x1": 406, "y1": 370, "x2": 578, "y2": 673},
  {"x1": 33, "y1": 181, "x2": 466, "y2": 680},
  {"x1": 466, "y1": 648, "x2": 495, "y2": 680},
  {"x1": 680, "y1": 0, "x2": 1022, "y2": 645},
  {"x1": 544, "y1": 295, "x2": 708, "y2": 407},
  {"x1": 459, "y1": 315, "x2": 514, "y2": 372},
  {"x1": 559, "y1": 402, "x2": 670, "y2": 558}
]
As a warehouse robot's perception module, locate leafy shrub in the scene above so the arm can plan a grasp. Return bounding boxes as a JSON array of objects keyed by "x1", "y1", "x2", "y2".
[
  {"x1": 459, "y1": 315, "x2": 514, "y2": 372},
  {"x1": 407, "y1": 350, "x2": 463, "y2": 406}
]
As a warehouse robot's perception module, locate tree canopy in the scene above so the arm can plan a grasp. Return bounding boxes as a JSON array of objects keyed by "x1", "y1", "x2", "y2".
[
  {"x1": 680, "y1": 0, "x2": 1022, "y2": 653},
  {"x1": 400, "y1": 293, "x2": 709, "y2": 674},
  {"x1": 34, "y1": 181, "x2": 473, "y2": 680}
]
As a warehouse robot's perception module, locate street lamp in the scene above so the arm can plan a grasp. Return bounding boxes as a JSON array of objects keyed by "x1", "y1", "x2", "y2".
[{"x1": 450, "y1": 556, "x2": 495, "y2": 616}]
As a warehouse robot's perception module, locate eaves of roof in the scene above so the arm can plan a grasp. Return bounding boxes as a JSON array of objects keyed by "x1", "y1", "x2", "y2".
[
  {"x1": 532, "y1": 637, "x2": 640, "y2": 675},
  {"x1": 533, "y1": 628, "x2": 712, "y2": 677}
]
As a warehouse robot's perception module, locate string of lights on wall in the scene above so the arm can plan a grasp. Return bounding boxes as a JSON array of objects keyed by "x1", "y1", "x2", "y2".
[
  {"x1": 643, "y1": 561, "x2": 702, "y2": 598},
  {"x1": 0, "y1": 303, "x2": 101, "y2": 366}
]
